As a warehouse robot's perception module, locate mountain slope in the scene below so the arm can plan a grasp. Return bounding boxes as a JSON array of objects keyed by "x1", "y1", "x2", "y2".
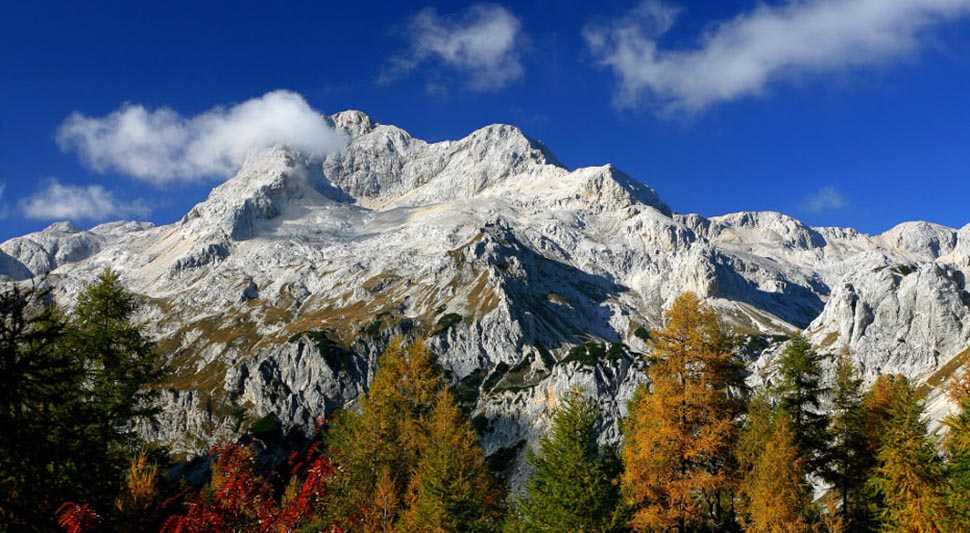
[{"x1": 3, "y1": 111, "x2": 968, "y2": 465}]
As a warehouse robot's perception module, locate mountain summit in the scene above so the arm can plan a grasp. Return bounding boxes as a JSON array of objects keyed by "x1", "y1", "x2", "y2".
[{"x1": 2, "y1": 111, "x2": 968, "y2": 465}]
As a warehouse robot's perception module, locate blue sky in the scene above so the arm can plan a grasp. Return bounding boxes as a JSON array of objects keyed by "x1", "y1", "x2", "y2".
[{"x1": 1, "y1": 0, "x2": 969, "y2": 241}]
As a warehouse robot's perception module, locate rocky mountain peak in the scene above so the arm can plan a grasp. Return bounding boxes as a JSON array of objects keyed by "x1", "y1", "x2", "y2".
[
  {"x1": 329, "y1": 109, "x2": 376, "y2": 138},
  {"x1": 880, "y1": 221, "x2": 957, "y2": 259}
]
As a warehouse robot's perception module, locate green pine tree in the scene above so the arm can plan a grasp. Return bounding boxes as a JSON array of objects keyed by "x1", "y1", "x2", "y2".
[
  {"x1": 827, "y1": 350, "x2": 877, "y2": 532},
  {"x1": 68, "y1": 268, "x2": 165, "y2": 513},
  {"x1": 772, "y1": 333, "x2": 831, "y2": 479},
  {"x1": 509, "y1": 389, "x2": 624, "y2": 533},
  {"x1": 0, "y1": 286, "x2": 84, "y2": 531},
  {"x1": 942, "y1": 373, "x2": 970, "y2": 530}
]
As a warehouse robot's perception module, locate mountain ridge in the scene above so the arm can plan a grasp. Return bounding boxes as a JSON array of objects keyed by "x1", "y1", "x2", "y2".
[{"x1": 1, "y1": 110, "x2": 968, "y2": 469}]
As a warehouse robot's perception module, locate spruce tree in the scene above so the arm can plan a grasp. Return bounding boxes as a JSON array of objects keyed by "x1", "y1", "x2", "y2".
[
  {"x1": 510, "y1": 389, "x2": 623, "y2": 533},
  {"x1": 0, "y1": 286, "x2": 83, "y2": 530},
  {"x1": 941, "y1": 373, "x2": 970, "y2": 529},
  {"x1": 773, "y1": 333, "x2": 831, "y2": 478},
  {"x1": 621, "y1": 293, "x2": 746, "y2": 532},
  {"x1": 827, "y1": 351, "x2": 876, "y2": 531},
  {"x1": 868, "y1": 375, "x2": 951, "y2": 533}
]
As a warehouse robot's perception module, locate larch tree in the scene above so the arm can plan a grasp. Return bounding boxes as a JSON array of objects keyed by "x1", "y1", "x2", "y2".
[
  {"x1": 742, "y1": 408, "x2": 812, "y2": 533},
  {"x1": 772, "y1": 333, "x2": 831, "y2": 479},
  {"x1": 326, "y1": 337, "x2": 498, "y2": 532},
  {"x1": 401, "y1": 389, "x2": 501, "y2": 533},
  {"x1": 510, "y1": 389, "x2": 624, "y2": 533},
  {"x1": 621, "y1": 292, "x2": 746, "y2": 532},
  {"x1": 868, "y1": 375, "x2": 951, "y2": 533}
]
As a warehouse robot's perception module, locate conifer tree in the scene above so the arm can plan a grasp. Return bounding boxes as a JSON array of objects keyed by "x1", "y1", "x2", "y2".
[
  {"x1": 0, "y1": 286, "x2": 83, "y2": 530},
  {"x1": 510, "y1": 389, "x2": 623, "y2": 533},
  {"x1": 941, "y1": 373, "x2": 970, "y2": 528},
  {"x1": 326, "y1": 338, "x2": 499, "y2": 532},
  {"x1": 401, "y1": 390, "x2": 501, "y2": 532},
  {"x1": 868, "y1": 375, "x2": 951, "y2": 533},
  {"x1": 773, "y1": 333, "x2": 831, "y2": 478},
  {"x1": 621, "y1": 293, "x2": 746, "y2": 532},
  {"x1": 827, "y1": 351, "x2": 875, "y2": 531},
  {"x1": 68, "y1": 268, "x2": 165, "y2": 513},
  {"x1": 742, "y1": 408, "x2": 812, "y2": 533}
]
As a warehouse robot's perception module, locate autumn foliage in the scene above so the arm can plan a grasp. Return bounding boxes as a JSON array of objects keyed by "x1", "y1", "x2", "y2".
[
  {"x1": 161, "y1": 439, "x2": 337, "y2": 533},
  {"x1": 621, "y1": 292, "x2": 746, "y2": 532}
]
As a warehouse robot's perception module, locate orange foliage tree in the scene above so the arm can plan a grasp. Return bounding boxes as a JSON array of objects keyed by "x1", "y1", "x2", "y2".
[{"x1": 621, "y1": 293, "x2": 746, "y2": 532}]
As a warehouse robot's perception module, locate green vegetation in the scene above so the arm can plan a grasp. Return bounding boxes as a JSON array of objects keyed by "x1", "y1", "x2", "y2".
[
  {"x1": 433, "y1": 312, "x2": 464, "y2": 336},
  {"x1": 560, "y1": 341, "x2": 627, "y2": 366},
  {"x1": 509, "y1": 390, "x2": 625, "y2": 532}
]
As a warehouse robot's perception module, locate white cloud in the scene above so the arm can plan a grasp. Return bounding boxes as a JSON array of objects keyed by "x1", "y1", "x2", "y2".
[
  {"x1": 19, "y1": 180, "x2": 150, "y2": 221},
  {"x1": 382, "y1": 4, "x2": 524, "y2": 92},
  {"x1": 802, "y1": 186, "x2": 846, "y2": 213},
  {"x1": 56, "y1": 90, "x2": 344, "y2": 184},
  {"x1": 585, "y1": 0, "x2": 970, "y2": 112}
]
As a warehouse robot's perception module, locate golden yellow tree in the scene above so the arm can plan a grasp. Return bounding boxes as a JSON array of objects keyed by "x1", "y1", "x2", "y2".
[
  {"x1": 743, "y1": 409, "x2": 811, "y2": 533},
  {"x1": 621, "y1": 293, "x2": 746, "y2": 532},
  {"x1": 326, "y1": 338, "x2": 499, "y2": 532},
  {"x1": 400, "y1": 390, "x2": 501, "y2": 532},
  {"x1": 326, "y1": 338, "x2": 446, "y2": 531}
]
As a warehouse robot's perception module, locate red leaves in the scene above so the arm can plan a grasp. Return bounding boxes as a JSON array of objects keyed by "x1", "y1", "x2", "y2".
[
  {"x1": 56, "y1": 502, "x2": 101, "y2": 533},
  {"x1": 161, "y1": 440, "x2": 335, "y2": 533}
]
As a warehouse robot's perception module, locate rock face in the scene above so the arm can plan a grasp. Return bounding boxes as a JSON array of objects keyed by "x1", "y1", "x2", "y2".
[{"x1": 3, "y1": 110, "x2": 969, "y2": 466}]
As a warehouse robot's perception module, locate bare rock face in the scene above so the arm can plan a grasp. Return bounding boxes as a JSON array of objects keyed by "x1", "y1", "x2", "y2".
[{"x1": 3, "y1": 110, "x2": 968, "y2": 466}]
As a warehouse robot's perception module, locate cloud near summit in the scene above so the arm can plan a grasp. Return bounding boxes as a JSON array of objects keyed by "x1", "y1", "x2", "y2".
[
  {"x1": 585, "y1": 0, "x2": 970, "y2": 112},
  {"x1": 56, "y1": 90, "x2": 345, "y2": 185}
]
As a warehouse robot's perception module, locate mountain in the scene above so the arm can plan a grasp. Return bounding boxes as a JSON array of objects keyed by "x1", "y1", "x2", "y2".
[{"x1": 3, "y1": 110, "x2": 969, "y2": 476}]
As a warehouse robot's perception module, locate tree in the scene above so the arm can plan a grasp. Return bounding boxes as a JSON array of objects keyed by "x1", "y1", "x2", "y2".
[
  {"x1": 68, "y1": 268, "x2": 166, "y2": 514},
  {"x1": 772, "y1": 333, "x2": 831, "y2": 479},
  {"x1": 868, "y1": 375, "x2": 951, "y2": 533},
  {"x1": 941, "y1": 372, "x2": 970, "y2": 529},
  {"x1": 510, "y1": 389, "x2": 624, "y2": 533},
  {"x1": 827, "y1": 350, "x2": 876, "y2": 531},
  {"x1": 325, "y1": 338, "x2": 499, "y2": 532},
  {"x1": 0, "y1": 285, "x2": 84, "y2": 530},
  {"x1": 401, "y1": 390, "x2": 502, "y2": 532},
  {"x1": 621, "y1": 293, "x2": 746, "y2": 532},
  {"x1": 742, "y1": 408, "x2": 812, "y2": 533}
]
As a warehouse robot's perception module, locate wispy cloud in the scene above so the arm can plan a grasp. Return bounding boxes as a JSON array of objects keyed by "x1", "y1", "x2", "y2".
[
  {"x1": 0, "y1": 182, "x2": 7, "y2": 219},
  {"x1": 585, "y1": 0, "x2": 970, "y2": 113},
  {"x1": 56, "y1": 90, "x2": 344, "y2": 185},
  {"x1": 19, "y1": 180, "x2": 150, "y2": 221},
  {"x1": 382, "y1": 4, "x2": 524, "y2": 92},
  {"x1": 802, "y1": 186, "x2": 846, "y2": 213}
]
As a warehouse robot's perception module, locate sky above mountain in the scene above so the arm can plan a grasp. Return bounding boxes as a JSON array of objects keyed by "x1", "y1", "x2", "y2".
[{"x1": 1, "y1": 0, "x2": 969, "y2": 241}]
